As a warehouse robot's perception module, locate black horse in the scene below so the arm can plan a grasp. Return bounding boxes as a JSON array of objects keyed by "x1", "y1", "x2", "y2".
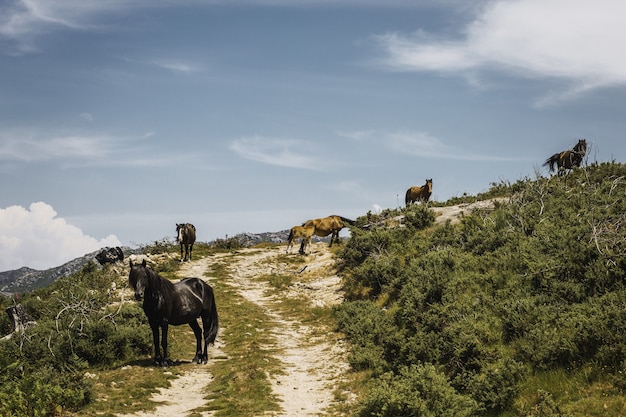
[
  {"x1": 176, "y1": 223, "x2": 196, "y2": 261},
  {"x1": 129, "y1": 259, "x2": 218, "y2": 366},
  {"x1": 543, "y1": 139, "x2": 587, "y2": 176}
]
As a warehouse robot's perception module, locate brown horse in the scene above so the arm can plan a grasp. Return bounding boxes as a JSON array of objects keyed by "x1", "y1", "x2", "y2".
[
  {"x1": 405, "y1": 179, "x2": 433, "y2": 206},
  {"x1": 286, "y1": 224, "x2": 315, "y2": 255},
  {"x1": 176, "y1": 223, "x2": 196, "y2": 261},
  {"x1": 301, "y1": 215, "x2": 355, "y2": 248},
  {"x1": 543, "y1": 139, "x2": 587, "y2": 175}
]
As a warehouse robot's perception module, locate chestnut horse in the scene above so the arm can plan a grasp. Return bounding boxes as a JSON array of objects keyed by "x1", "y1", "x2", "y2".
[
  {"x1": 406, "y1": 179, "x2": 433, "y2": 206},
  {"x1": 176, "y1": 223, "x2": 196, "y2": 261},
  {"x1": 286, "y1": 224, "x2": 315, "y2": 255},
  {"x1": 301, "y1": 215, "x2": 355, "y2": 249},
  {"x1": 543, "y1": 139, "x2": 587, "y2": 176}
]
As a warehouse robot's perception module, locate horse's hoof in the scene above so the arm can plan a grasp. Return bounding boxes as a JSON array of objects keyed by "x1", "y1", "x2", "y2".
[{"x1": 155, "y1": 357, "x2": 171, "y2": 367}]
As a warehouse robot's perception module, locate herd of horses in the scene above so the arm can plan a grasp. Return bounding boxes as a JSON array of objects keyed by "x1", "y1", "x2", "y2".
[{"x1": 129, "y1": 138, "x2": 589, "y2": 367}]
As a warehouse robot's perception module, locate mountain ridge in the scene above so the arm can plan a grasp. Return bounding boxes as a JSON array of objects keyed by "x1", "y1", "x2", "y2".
[{"x1": 0, "y1": 230, "x2": 297, "y2": 295}]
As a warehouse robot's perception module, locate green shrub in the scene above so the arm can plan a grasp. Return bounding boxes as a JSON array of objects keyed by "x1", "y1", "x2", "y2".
[
  {"x1": 358, "y1": 364, "x2": 478, "y2": 417},
  {"x1": 0, "y1": 261, "x2": 159, "y2": 415}
]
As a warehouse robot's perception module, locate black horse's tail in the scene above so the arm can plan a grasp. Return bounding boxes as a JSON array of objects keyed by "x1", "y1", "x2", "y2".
[
  {"x1": 287, "y1": 228, "x2": 295, "y2": 244},
  {"x1": 543, "y1": 153, "x2": 559, "y2": 172},
  {"x1": 203, "y1": 284, "x2": 219, "y2": 345}
]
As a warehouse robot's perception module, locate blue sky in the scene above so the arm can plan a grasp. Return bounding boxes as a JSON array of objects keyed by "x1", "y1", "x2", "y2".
[{"x1": 1, "y1": 0, "x2": 625, "y2": 271}]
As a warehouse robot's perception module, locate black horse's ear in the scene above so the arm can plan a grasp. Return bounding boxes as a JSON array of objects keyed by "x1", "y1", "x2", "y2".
[
  {"x1": 129, "y1": 260, "x2": 133, "y2": 268},
  {"x1": 142, "y1": 259, "x2": 147, "y2": 267}
]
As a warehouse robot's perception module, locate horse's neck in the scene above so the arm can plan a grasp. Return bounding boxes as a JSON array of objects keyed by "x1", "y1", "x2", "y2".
[{"x1": 146, "y1": 269, "x2": 173, "y2": 296}]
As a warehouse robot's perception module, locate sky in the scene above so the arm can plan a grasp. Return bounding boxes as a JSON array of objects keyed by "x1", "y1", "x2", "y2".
[{"x1": 1, "y1": 0, "x2": 626, "y2": 271}]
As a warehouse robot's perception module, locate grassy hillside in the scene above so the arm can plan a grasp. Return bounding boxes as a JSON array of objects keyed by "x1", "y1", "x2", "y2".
[
  {"x1": 2, "y1": 162, "x2": 626, "y2": 416},
  {"x1": 334, "y1": 162, "x2": 626, "y2": 416}
]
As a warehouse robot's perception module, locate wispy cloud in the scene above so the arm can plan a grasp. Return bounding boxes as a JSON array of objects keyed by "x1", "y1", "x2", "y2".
[
  {"x1": 230, "y1": 136, "x2": 325, "y2": 170},
  {"x1": 0, "y1": 128, "x2": 177, "y2": 167},
  {"x1": 153, "y1": 61, "x2": 197, "y2": 73},
  {"x1": 340, "y1": 129, "x2": 520, "y2": 161},
  {"x1": 374, "y1": 0, "x2": 626, "y2": 104}
]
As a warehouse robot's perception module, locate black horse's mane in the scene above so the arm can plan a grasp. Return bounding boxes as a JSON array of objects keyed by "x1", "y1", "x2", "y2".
[{"x1": 144, "y1": 266, "x2": 176, "y2": 299}]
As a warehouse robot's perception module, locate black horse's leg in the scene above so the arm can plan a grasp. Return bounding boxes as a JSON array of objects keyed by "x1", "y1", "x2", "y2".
[
  {"x1": 180, "y1": 242, "x2": 184, "y2": 262},
  {"x1": 200, "y1": 314, "x2": 212, "y2": 364},
  {"x1": 160, "y1": 323, "x2": 171, "y2": 366},
  {"x1": 189, "y1": 320, "x2": 203, "y2": 363},
  {"x1": 188, "y1": 242, "x2": 194, "y2": 261},
  {"x1": 150, "y1": 321, "x2": 161, "y2": 365}
]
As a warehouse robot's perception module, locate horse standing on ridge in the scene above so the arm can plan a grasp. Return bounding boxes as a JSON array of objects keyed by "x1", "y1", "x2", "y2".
[
  {"x1": 301, "y1": 215, "x2": 355, "y2": 250},
  {"x1": 406, "y1": 179, "x2": 433, "y2": 206},
  {"x1": 543, "y1": 139, "x2": 587, "y2": 176},
  {"x1": 176, "y1": 223, "x2": 196, "y2": 262},
  {"x1": 128, "y1": 259, "x2": 218, "y2": 367}
]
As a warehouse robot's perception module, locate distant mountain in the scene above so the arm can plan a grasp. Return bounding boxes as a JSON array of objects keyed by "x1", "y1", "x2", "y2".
[
  {"x1": 0, "y1": 230, "x2": 323, "y2": 295},
  {"x1": 0, "y1": 247, "x2": 135, "y2": 296}
]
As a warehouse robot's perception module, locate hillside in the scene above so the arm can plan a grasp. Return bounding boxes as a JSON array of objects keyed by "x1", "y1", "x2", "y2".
[
  {"x1": 335, "y1": 162, "x2": 626, "y2": 416},
  {"x1": 1, "y1": 162, "x2": 626, "y2": 416}
]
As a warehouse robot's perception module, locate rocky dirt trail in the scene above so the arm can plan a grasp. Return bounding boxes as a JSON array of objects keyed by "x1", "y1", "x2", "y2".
[
  {"x1": 433, "y1": 197, "x2": 508, "y2": 225},
  {"x1": 120, "y1": 242, "x2": 350, "y2": 417}
]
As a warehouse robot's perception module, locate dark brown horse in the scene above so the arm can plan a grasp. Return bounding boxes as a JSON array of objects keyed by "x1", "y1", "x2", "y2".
[
  {"x1": 543, "y1": 139, "x2": 587, "y2": 175},
  {"x1": 129, "y1": 259, "x2": 218, "y2": 367},
  {"x1": 301, "y1": 215, "x2": 355, "y2": 249},
  {"x1": 405, "y1": 179, "x2": 433, "y2": 206},
  {"x1": 286, "y1": 224, "x2": 315, "y2": 255},
  {"x1": 176, "y1": 223, "x2": 196, "y2": 261}
]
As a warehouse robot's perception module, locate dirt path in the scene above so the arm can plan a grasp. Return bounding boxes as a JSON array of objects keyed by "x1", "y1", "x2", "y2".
[
  {"x1": 223, "y1": 244, "x2": 349, "y2": 416},
  {"x1": 433, "y1": 197, "x2": 508, "y2": 224},
  {"x1": 120, "y1": 242, "x2": 349, "y2": 417}
]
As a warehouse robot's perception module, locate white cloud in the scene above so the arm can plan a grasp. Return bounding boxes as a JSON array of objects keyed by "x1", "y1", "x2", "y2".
[
  {"x1": 80, "y1": 112, "x2": 94, "y2": 122},
  {"x1": 375, "y1": 0, "x2": 626, "y2": 101},
  {"x1": 230, "y1": 136, "x2": 324, "y2": 170},
  {"x1": 0, "y1": 202, "x2": 121, "y2": 271}
]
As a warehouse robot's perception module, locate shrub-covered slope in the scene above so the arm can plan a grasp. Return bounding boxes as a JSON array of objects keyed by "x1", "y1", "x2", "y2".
[{"x1": 335, "y1": 162, "x2": 626, "y2": 416}]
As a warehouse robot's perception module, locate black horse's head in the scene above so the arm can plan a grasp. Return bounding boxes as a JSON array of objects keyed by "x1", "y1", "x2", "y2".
[
  {"x1": 425, "y1": 179, "x2": 433, "y2": 193},
  {"x1": 574, "y1": 139, "x2": 587, "y2": 155},
  {"x1": 129, "y1": 259, "x2": 149, "y2": 301},
  {"x1": 177, "y1": 223, "x2": 197, "y2": 242}
]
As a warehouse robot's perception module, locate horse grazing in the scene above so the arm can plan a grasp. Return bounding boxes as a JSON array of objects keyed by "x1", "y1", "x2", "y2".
[
  {"x1": 406, "y1": 179, "x2": 433, "y2": 206},
  {"x1": 129, "y1": 259, "x2": 218, "y2": 367},
  {"x1": 286, "y1": 225, "x2": 315, "y2": 255},
  {"x1": 543, "y1": 139, "x2": 587, "y2": 175},
  {"x1": 176, "y1": 223, "x2": 196, "y2": 261},
  {"x1": 302, "y1": 215, "x2": 355, "y2": 249}
]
